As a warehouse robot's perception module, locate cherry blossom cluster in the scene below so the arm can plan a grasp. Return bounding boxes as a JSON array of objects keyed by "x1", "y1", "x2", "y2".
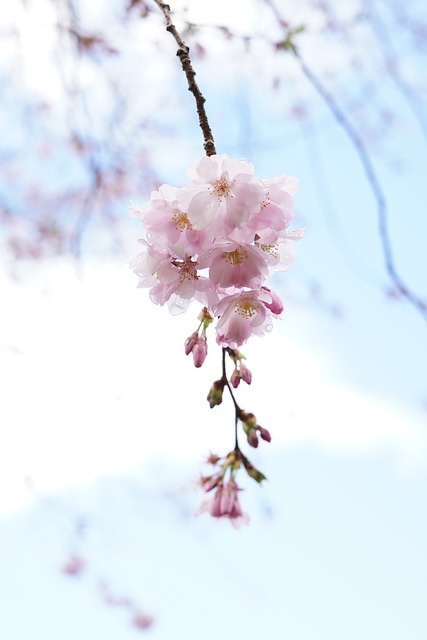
[
  {"x1": 131, "y1": 153, "x2": 302, "y2": 524},
  {"x1": 197, "y1": 444, "x2": 270, "y2": 527},
  {"x1": 131, "y1": 153, "x2": 302, "y2": 346}
]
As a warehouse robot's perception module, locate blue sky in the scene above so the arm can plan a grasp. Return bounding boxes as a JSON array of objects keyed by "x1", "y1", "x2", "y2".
[{"x1": 1, "y1": 1, "x2": 427, "y2": 638}]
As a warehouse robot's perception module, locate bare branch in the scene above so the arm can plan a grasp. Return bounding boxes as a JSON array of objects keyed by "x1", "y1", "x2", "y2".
[
  {"x1": 152, "y1": 0, "x2": 216, "y2": 156},
  {"x1": 295, "y1": 53, "x2": 427, "y2": 322},
  {"x1": 264, "y1": 0, "x2": 427, "y2": 322},
  {"x1": 362, "y1": 0, "x2": 427, "y2": 146}
]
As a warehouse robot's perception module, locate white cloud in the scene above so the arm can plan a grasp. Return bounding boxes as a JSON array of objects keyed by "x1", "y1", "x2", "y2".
[{"x1": 1, "y1": 259, "x2": 425, "y2": 514}]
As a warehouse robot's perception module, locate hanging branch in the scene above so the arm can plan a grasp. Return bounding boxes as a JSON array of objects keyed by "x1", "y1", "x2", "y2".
[
  {"x1": 264, "y1": 0, "x2": 427, "y2": 323},
  {"x1": 152, "y1": 0, "x2": 216, "y2": 156},
  {"x1": 296, "y1": 54, "x2": 427, "y2": 322},
  {"x1": 362, "y1": 0, "x2": 427, "y2": 147},
  {"x1": 136, "y1": 1, "x2": 293, "y2": 523},
  {"x1": 153, "y1": 1, "x2": 243, "y2": 451}
]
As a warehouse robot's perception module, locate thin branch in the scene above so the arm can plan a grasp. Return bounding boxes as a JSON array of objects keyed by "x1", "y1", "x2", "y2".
[
  {"x1": 152, "y1": 0, "x2": 216, "y2": 157},
  {"x1": 295, "y1": 53, "x2": 427, "y2": 321},
  {"x1": 221, "y1": 347, "x2": 242, "y2": 450},
  {"x1": 362, "y1": 0, "x2": 427, "y2": 146},
  {"x1": 263, "y1": 0, "x2": 427, "y2": 322}
]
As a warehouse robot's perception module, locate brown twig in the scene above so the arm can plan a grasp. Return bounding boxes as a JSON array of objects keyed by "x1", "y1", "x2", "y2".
[{"x1": 152, "y1": 0, "x2": 216, "y2": 156}]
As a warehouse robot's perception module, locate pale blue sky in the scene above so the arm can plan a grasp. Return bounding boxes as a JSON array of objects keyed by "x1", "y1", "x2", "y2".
[{"x1": 1, "y1": 1, "x2": 426, "y2": 638}]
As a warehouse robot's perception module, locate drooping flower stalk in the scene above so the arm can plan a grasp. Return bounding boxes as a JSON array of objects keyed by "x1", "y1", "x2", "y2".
[{"x1": 132, "y1": 1, "x2": 303, "y2": 523}]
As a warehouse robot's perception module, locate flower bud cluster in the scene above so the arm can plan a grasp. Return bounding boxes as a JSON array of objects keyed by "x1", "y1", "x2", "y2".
[
  {"x1": 184, "y1": 307, "x2": 213, "y2": 368},
  {"x1": 227, "y1": 348, "x2": 252, "y2": 388},
  {"x1": 131, "y1": 153, "x2": 302, "y2": 347},
  {"x1": 197, "y1": 450, "x2": 266, "y2": 526},
  {"x1": 239, "y1": 410, "x2": 271, "y2": 449}
]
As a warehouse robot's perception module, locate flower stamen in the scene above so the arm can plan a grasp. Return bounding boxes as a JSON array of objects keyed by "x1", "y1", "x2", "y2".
[
  {"x1": 222, "y1": 246, "x2": 248, "y2": 265},
  {"x1": 235, "y1": 297, "x2": 258, "y2": 318},
  {"x1": 211, "y1": 176, "x2": 233, "y2": 200},
  {"x1": 172, "y1": 211, "x2": 192, "y2": 232},
  {"x1": 171, "y1": 256, "x2": 199, "y2": 283},
  {"x1": 259, "y1": 242, "x2": 279, "y2": 259}
]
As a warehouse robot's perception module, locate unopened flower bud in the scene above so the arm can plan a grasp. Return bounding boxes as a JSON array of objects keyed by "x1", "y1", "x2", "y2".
[
  {"x1": 193, "y1": 336, "x2": 207, "y2": 368},
  {"x1": 247, "y1": 430, "x2": 259, "y2": 448},
  {"x1": 240, "y1": 411, "x2": 257, "y2": 430},
  {"x1": 206, "y1": 452, "x2": 221, "y2": 465},
  {"x1": 261, "y1": 286, "x2": 284, "y2": 315},
  {"x1": 240, "y1": 362, "x2": 252, "y2": 385},
  {"x1": 257, "y1": 425, "x2": 271, "y2": 442},
  {"x1": 184, "y1": 331, "x2": 198, "y2": 356},
  {"x1": 207, "y1": 379, "x2": 225, "y2": 408},
  {"x1": 230, "y1": 368, "x2": 240, "y2": 388}
]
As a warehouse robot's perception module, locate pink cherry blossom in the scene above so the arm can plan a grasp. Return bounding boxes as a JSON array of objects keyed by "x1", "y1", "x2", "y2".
[
  {"x1": 204, "y1": 240, "x2": 269, "y2": 289},
  {"x1": 133, "y1": 247, "x2": 216, "y2": 313},
  {"x1": 132, "y1": 187, "x2": 213, "y2": 257},
  {"x1": 246, "y1": 173, "x2": 298, "y2": 240},
  {"x1": 198, "y1": 479, "x2": 249, "y2": 527},
  {"x1": 132, "y1": 184, "x2": 183, "y2": 246},
  {"x1": 178, "y1": 154, "x2": 264, "y2": 233},
  {"x1": 215, "y1": 290, "x2": 274, "y2": 347}
]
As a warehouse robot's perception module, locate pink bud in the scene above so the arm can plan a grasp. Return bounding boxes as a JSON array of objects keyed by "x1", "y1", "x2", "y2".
[
  {"x1": 257, "y1": 425, "x2": 271, "y2": 442},
  {"x1": 193, "y1": 336, "x2": 207, "y2": 367},
  {"x1": 261, "y1": 286, "x2": 284, "y2": 315},
  {"x1": 184, "y1": 331, "x2": 198, "y2": 355},
  {"x1": 230, "y1": 368, "x2": 240, "y2": 388},
  {"x1": 247, "y1": 430, "x2": 259, "y2": 448},
  {"x1": 240, "y1": 363, "x2": 252, "y2": 385}
]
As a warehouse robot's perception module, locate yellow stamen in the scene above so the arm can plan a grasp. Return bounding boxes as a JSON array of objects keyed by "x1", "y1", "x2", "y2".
[
  {"x1": 222, "y1": 246, "x2": 248, "y2": 265},
  {"x1": 260, "y1": 191, "x2": 270, "y2": 210},
  {"x1": 235, "y1": 298, "x2": 258, "y2": 318},
  {"x1": 172, "y1": 211, "x2": 191, "y2": 232},
  {"x1": 210, "y1": 176, "x2": 234, "y2": 200},
  {"x1": 260, "y1": 242, "x2": 279, "y2": 259}
]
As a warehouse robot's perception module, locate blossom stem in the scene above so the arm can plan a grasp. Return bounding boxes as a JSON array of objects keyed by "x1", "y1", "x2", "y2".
[
  {"x1": 221, "y1": 347, "x2": 242, "y2": 450},
  {"x1": 153, "y1": 0, "x2": 217, "y2": 157}
]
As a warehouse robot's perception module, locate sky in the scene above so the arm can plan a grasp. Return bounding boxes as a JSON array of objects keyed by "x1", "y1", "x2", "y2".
[
  {"x1": 1, "y1": 1, "x2": 427, "y2": 639},
  {"x1": 1, "y1": 258, "x2": 426, "y2": 640}
]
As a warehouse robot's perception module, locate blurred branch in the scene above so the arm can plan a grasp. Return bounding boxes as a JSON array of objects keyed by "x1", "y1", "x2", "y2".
[
  {"x1": 152, "y1": 0, "x2": 216, "y2": 156},
  {"x1": 295, "y1": 56, "x2": 427, "y2": 321},
  {"x1": 69, "y1": 160, "x2": 102, "y2": 257},
  {"x1": 362, "y1": 0, "x2": 427, "y2": 146},
  {"x1": 264, "y1": 0, "x2": 427, "y2": 322}
]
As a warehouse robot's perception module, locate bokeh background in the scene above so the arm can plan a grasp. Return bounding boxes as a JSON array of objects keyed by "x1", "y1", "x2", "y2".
[{"x1": 1, "y1": 1, "x2": 427, "y2": 638}]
